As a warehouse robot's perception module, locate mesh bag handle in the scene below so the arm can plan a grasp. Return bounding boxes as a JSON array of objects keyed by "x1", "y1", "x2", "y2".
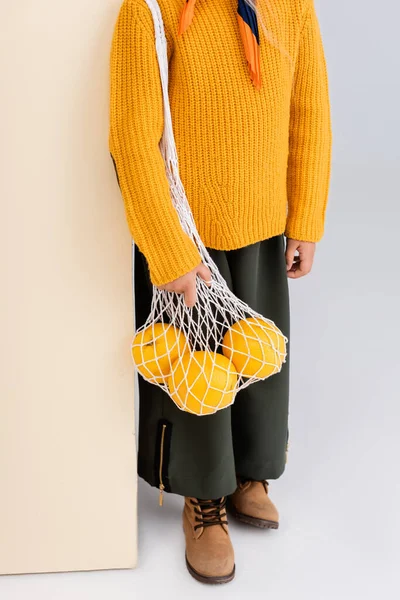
[{"x1": 131, "y1": 0, "x2": 288, "y2": 416}]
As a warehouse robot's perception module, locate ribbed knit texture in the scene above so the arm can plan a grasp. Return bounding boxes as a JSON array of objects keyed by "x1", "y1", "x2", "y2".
[{"x1": 109, "y1": 0, "x2": 332, "y2": 286}]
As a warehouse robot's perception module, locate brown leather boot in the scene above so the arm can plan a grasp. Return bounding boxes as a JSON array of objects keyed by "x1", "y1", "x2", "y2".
[
  {"x1": 227, "y1": 479, "x2": 279, "y2": 529},
  {"x1": 183, "y1": 496, "x2": 235, "y2": 584}
]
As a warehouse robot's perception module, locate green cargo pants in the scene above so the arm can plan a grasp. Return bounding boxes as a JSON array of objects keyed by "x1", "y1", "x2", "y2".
[{"x1": 134, "y1": 234, "x2": 290, "y2": 500}]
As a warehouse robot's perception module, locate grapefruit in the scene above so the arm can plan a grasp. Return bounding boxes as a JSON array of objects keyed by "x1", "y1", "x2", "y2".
[
  {"x1": 167, "y1": 351, "x2": 238, "y2": 415},
  {"x1": 132, "y1": 323, "x2": 189, "y2": 383},
  {"x1": 222, "y1": 317, "x2": 286, "y2": 378}
]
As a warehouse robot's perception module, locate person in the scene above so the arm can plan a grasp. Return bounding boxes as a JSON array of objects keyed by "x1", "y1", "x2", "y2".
[{"x1": 109, "y1": 0, "x2": 331, "y2": 585}]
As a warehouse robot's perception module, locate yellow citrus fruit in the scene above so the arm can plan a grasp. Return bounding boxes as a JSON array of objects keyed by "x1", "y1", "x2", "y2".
[
  {"x1": 222, "y1": 317, "x2": 286, "y2": 378},
  {"x1": 132, "y1": 323, "x2": 189, "y2": 383},
  {"x1": 167, "y1": 351, "x2": 238, "y2": 415}
]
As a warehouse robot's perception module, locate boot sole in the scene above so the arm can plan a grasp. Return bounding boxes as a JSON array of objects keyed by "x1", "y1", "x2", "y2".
[
  {"x1": 227, "y1": 498, "x2": 279, "y2": 530},
  {"x1": 185, "y1": 555, "x2": 235, "y2": 585}
]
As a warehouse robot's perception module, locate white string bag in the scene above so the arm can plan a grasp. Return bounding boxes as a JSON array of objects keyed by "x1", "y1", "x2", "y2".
[{"x1": 132, "y1": 0, "x2": 288, "y2": 416}]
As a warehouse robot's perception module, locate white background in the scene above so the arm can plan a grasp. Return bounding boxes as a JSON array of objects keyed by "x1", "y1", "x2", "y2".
[{"x1": 1, "y1": 0, "x2": 399, "y2": 598}]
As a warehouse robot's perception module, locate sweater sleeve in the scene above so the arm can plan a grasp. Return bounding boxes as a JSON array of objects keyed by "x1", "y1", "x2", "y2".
[
  {"x1": 285, "y1": 0, "x2": 332, "y2": 242},
  {"x1": 109, "y1": 0, "x2": 202, "y2": 286}
]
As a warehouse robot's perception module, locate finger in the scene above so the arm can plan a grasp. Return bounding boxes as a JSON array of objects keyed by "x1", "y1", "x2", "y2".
[
  {"x1": 289, "y1": 256, "x2": 301, "y2": 265},
  {"x1": 287, "y1": 256, "x2": 300, "y2": 276},
  {"x1": 285, "y1": 240, "x2": 298, "y2": 271},
  {"x1": 286, "y1": 256, "x2": 300, "y2": 274},
  {"x1": 287, "y1": 268, "x2": 302, "y2": 279},
  {"x1": 288, "y1": 260, "x2": 312, "y2": 278},
  {"x1": 300, "y1": 258, "x2": 313, "y2": 275},
  {"x1": 184, "y1": 281, "x2": 197, "y2": 308},
  {"x1": 196, "y1": 263, "x2": 212, "y2": 286}
]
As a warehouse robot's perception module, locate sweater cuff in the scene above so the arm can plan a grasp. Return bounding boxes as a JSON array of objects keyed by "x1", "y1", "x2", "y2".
[
  {"x1": 146, "y1": 233, "x2": 202, "y2": 287},
  {"x1": 284, "y1": 215, "x2": 325, "y2": 243}
]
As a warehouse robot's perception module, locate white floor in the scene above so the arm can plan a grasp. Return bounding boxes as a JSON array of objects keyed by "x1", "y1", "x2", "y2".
[
  {"x1": 1, "y1": 164, "x2": 399, "y2": 599},
  {"x1": 1, "y1": 468, "x2": 397, "y2": 600}
]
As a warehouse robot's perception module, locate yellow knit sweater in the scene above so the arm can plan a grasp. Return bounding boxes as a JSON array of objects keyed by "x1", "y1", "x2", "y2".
[{"x1": 109, "y1": 0, "x2": 332, "y2": 286}]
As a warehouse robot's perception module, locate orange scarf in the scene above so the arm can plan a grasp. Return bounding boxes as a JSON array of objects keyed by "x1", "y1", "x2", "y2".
[{"x1": 178, "y1": 0, "x2": 261, "y2": 90}]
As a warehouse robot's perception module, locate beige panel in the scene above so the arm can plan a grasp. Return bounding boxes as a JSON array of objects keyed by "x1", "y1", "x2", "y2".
[{"x1": 0, "y1": 0, "x2": 137, "y2": 573}]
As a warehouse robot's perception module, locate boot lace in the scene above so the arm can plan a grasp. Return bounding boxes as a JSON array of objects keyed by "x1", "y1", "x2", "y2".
[{"x1": 190, "y1": 497, "x2": 228, "y2": 531}]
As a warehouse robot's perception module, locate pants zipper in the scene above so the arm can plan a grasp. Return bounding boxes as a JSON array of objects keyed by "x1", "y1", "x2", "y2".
[{"x1": 158, "y1": 423, "x2": 167, "y2": 506}]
